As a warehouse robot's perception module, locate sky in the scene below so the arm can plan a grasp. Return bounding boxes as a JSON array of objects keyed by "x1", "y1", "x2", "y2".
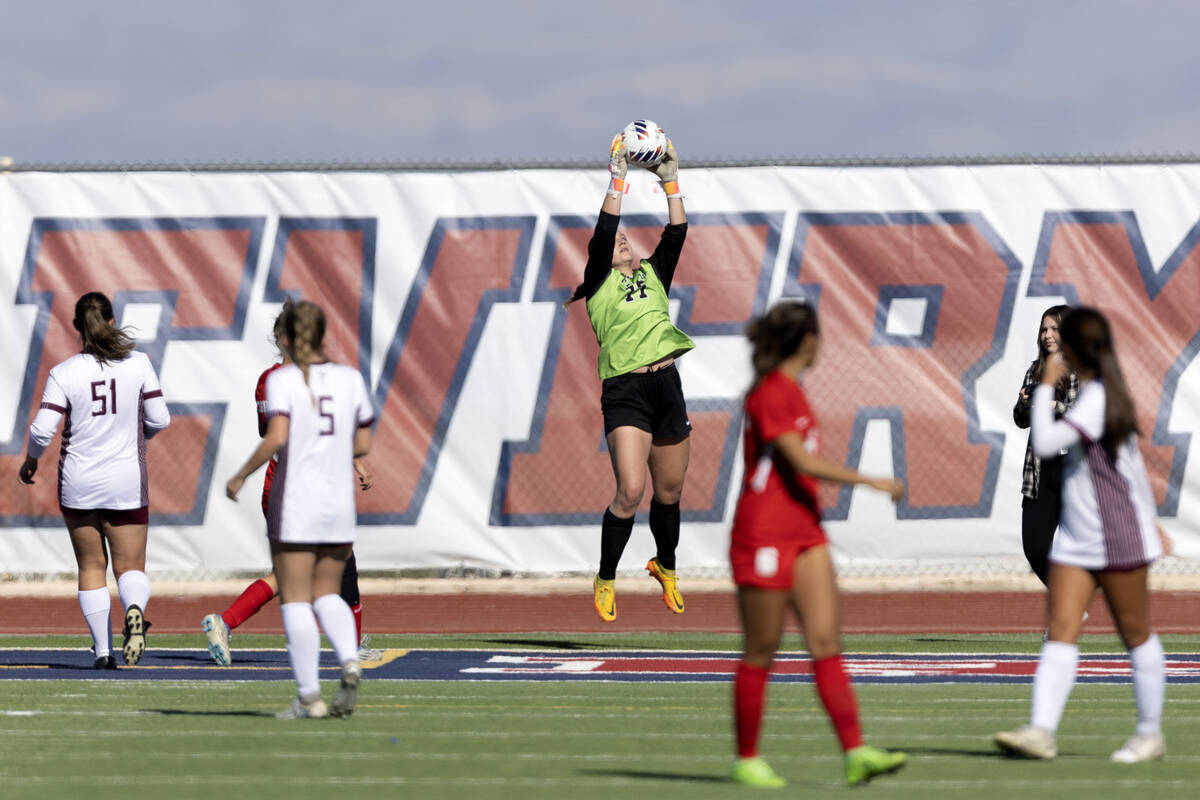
[{"x1": 3, "y1": 0, "x2": 1200, "y2": 166}]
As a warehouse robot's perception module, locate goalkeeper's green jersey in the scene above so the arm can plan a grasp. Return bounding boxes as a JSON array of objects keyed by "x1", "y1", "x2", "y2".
[{"x1": 575, "y1": 211, "x2": 694, "y2": 379}]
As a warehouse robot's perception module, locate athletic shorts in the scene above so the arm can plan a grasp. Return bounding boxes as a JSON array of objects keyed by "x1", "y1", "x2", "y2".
[
  {"x1": 61, "y1": 505, "x2": 149, "y2": 526},
  {"x1": 600, "y1": 364, "x2": 691, "y2": 439},
  {"x1": 730, "y1": 527, "x2": 828, "y2": 590}
]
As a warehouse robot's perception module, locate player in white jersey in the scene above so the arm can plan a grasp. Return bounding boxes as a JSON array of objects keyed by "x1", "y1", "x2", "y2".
[
  {"x1": 226, "y1": 300, "x2": 373, "y2": 719},
  {"x1": 995, "y1": 307, "x2": 1170, "y2": 764},
  {"x1": 17, "y1": 292, "x2": 170, "y2": 669}
]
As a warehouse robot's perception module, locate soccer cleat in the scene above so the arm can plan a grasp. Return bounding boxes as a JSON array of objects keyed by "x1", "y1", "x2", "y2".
[
  {"x1": 356, "y1": 633, "x2": 384, "y2": 662},
  {"x1": 593, "y1": 576, "x2": 616, "y2": 622},
  {"x1": 1111, "y1": 733, "x2": 1165, "y2": 763},
  {"x1": 93, "y1": 655, "x2": 117, "y2": 670},
  {"x1": 646, "y1": 558, "x2": 684, "y2": 613},
  {"x1": 201, "y1": 613, "x2": 232, "y2": 666},
  {"x1": 330, "y1": 660, "x2": 362, "y2": 718},
  {"x1": 844, "y1": 745, "x2": 907, "y2": 785},
  {"x1": 122, "y1": 605, "x2": 149, "y2": 666},
  {"x1": 276, "y1": 694, "x2": 329, "y2": 720},
  {"x1": 994, "y1": 726, "x2": 1057, "y2": 759},
  {"x1": 729, "y1": 756, "x2": 786, "y2": 788}
]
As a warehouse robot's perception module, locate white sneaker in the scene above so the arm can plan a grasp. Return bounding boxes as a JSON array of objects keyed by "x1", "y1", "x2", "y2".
[
  {"x1": 201, "y1": 613, "x2": 232, "y2": 666},
  {"x1": 276, "y1": 694, "x2": 328, "y2": 720},
  {"x1": 330, "y1": 661, "x2": 362, "y2": 718},
  {"x1": 356, "y1": 633, "x2": 383, "y2": 662},
  {"x1": 1111, "y1": 733, "x2": 1165, "y2": 763},
  {"x1": 994, "y1": 725, "x2": 1057, "y2": 759}
]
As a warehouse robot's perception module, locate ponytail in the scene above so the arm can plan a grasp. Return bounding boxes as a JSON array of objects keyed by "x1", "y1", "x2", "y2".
[
  {"x1": 282, "y1": 300, "x2": 326, "y2": 391},
  {"x1": 745, "y1": 301, "x2": 819, "y2": 389},
  {"x1": 1059, "y1": 307, "x2": 1138, "y2": 458},
  {"x1": 73, "y1": 292, "x2": 136, "y2": 365}
]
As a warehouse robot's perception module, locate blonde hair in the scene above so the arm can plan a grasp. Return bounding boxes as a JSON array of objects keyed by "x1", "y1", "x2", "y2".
[
  {"x1": 282, "y1": 300, "x2": 326, "y2": 388},
  {"x1": 73, "y1": 292, "x2": 136, "y2": 365}
]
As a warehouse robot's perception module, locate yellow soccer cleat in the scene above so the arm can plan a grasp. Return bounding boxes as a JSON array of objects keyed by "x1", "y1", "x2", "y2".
[
  {"x1": 646, "y1": 558, "x2": 684, "y2": 614},
  {"x1": 593, "y1": 576, "x2": 616, "y2": 622},
  {"x1": 844, "y1": 745, "x2": 908, "y2": 785},
  {"x1": 730, "y1": 756, "x2": 786, "y2": 788}
]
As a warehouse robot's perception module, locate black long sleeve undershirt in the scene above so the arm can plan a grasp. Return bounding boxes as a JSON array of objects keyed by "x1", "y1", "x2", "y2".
[{"x1": 570, "y1": 211, "x2": 688, "y2": 302}]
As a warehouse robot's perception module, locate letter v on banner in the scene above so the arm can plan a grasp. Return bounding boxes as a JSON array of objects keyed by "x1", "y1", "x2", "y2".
[
  {"x1": 784, "y1": 212, "x2": 1020, "y2": 520},
  {"x1": 491, "y1": 212, "x2": 780, "y2": 526},
  {"x1": 0, "y1": 217, "x2": 262, "y2": 525},
  {"x1": 266, "y1": 215, "x2": 535, "y2": 525},
  {"x1": 1029, "y1": 210, "x2": 1200, "y2": 515}
]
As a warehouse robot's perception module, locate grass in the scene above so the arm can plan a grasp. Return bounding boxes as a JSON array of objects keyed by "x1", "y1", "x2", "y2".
[{"x1": 1, "y1": 634, "x2": 1197, "y2": 800}]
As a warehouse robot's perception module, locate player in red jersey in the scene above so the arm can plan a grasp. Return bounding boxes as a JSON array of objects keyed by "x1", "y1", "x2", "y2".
[
  {"x1": 728, "y1": 300, "x2": 908, "y2": 788},
  {"x1": 201, "y1": 301, "x2": 377, "y2": 665}
]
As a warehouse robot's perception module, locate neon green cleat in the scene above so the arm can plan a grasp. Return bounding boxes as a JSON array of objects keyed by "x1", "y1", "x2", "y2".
[
  {"x1": 593, "y1": 576, "x2": 616, "y2": 622},
  {"x1": 646, "y1": 558, "x2": 684, "y2": 613},
  {"x1": 844, "y1": 745, "x2": 907, "y2": 785},
  {"x1": 729, "y1": 756, "x2": 786, "y2": 788}
]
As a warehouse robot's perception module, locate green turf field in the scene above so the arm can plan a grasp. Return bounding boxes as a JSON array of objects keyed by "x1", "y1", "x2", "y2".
[{"x1": 1, "y1": 633, "x2": 1197, "y2": 800}]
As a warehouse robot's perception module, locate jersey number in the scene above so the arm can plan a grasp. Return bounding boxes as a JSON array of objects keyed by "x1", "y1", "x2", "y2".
[
  {"x1": 623, "y1": 282, "x2": 648, "y2": 303},
  {"x1": 90, "y1": 379, "x2": 117, "y2": 416},
  {"x1": 318, "y1": 395, "x2": 335, "y2": 436}
]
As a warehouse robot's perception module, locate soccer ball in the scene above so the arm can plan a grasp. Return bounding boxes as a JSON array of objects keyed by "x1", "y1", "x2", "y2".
[{"x1": 622, "y1": 119, "x2": 667, "y2": 167}]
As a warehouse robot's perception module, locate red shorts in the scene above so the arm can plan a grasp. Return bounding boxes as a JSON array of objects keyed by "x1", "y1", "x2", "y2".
[
  {"x1": 61, "y1": 506, "x2": 149, "y2": 526},
  {"x1": 730, "y1": 527, "x2": 828, "y2": 590}
]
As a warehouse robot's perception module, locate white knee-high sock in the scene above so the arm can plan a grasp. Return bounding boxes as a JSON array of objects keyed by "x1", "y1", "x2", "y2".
[
  {"x1": 1130, "y1": 634, "x2": 1165, "y2": 736},
  {"x1": 313, "y1": 593, "x2": 358, "y2": 665},
  {"x1": 280, "y1": 602, "x2": 321, "y2": 698},
  {"x1": 78, "y1": 588, "x2": 112, "y2": 658},
  {"x1": 1030, "y1": 640, "x2": 1079, "y2": 732},
  {"x1": 116, "y1": 570, "x2": 151, "y2": 613}
]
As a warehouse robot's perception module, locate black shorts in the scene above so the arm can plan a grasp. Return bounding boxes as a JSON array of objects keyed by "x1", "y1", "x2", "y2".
[
  {"x1": 601, "y1": 364, "x2": 691, "y2": 440},
  {"x1": 61, "y1": 506, "x2": 149, "y2": 526}
]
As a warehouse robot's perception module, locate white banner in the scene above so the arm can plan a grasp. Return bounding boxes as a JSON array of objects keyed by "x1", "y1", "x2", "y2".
[{"x1": 2, "y1": 165, "x2": 1198, "y2": 575}]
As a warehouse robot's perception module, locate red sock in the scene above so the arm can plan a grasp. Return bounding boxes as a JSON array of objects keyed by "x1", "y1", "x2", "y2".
[
  {"x1": 351, "y1": 602, "x2": 363, "y2": 644},
  {"x1": 734, "y1": 661, "x2": 770, "y2": 758},
  {"x1": 813, "y1": 655, "x2": 862, "y2": 751},
  {"x1": 221, "y1": 579, "x2": 276, "y2": 630}
]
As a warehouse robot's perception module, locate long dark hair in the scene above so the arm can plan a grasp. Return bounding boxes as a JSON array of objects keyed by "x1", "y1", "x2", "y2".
[
  {"x1": 73, "y1": 292, "x2": 136, "y2": 365},
  {"x1": 745, "y1": 301, "x2": 819, "y2": 388},
  {"x1": 1035, "y1": 304, "x2": 1072, "y2": 400},
  {"x1": 1059, "y1": 307, "x2": 1138, "y2": 458}
]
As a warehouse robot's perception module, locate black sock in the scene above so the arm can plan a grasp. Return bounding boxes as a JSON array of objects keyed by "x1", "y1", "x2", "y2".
[
  {"x1": 339, "y1": 552, "x2": 361, "y2": 607},
  {"x1": 649, "y1": 498, "x2": 680, "y2": 570},
  {"x1": 598, "y1": 509, "x2": 635, "y2": 580}
]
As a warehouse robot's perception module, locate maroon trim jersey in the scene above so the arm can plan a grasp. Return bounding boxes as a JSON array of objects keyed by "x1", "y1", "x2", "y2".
[
  {"x1": 255, "y1": 362, "x2": 286, "y2": 517},
  {"x1": 28, "y1": 351, "x2": 170, "y2": 510},
  {"x1": 264, "y1": 362, "x2": 375, "y2": 544}
]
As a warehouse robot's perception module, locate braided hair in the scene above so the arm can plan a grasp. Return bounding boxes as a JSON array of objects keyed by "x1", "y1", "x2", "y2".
[{"x1": 282, "y1": 300, "x2": 326, "y2": 391}]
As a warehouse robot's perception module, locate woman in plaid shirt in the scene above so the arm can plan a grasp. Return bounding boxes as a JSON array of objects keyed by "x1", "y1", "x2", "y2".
[{"x1": 1013, "y1": 305, "x2": 1078, "y2": 584}]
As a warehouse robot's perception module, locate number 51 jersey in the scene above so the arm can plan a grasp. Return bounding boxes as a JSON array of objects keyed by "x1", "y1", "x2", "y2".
[{"x1": 29, "y1": 351, "x2": 170, "y2": 510}]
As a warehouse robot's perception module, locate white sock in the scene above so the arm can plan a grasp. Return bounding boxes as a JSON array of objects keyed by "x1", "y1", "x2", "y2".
[
  {"x1": 313, "y1": 593, "x2": 358, "y2": 665},
  {"x1": 1130, "y1": 634, "x2": 1165, "y2": 736},
  {"x1": 1030, "y1": 640, "x2": 1079, "y2": 732},
  {"x1": 280, "y1": 602, "x2": 321, "y2": 697},
  {"x1": 116, "y1": 570, "x2": 151, "y2": 614},
  {"x1": 78, "y1": 588, "x2": 111, "y2": 658}
]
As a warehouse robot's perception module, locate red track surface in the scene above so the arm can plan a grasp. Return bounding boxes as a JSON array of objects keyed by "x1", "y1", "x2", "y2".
[{"x1": 4, "y1": 590, "x2": 1199, "y2": 635}]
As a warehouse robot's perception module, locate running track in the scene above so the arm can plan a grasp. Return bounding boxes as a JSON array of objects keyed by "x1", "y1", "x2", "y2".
[{"x1": 3, "y1": 590, "x2": 1199, "y2": 635}]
